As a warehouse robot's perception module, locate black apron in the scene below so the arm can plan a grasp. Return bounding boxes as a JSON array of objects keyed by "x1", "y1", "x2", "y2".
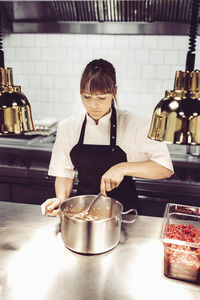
[{"x1": 70, "y1": 106, "x2": 139, "y2": 211}]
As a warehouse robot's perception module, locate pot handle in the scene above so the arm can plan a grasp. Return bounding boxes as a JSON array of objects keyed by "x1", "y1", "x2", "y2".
[{"x1": 120, "y1": 208, "x2": 138, "y2": 223}]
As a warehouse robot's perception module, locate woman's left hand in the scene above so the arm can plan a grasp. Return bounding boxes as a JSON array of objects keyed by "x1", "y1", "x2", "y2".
[{"x1": 100, "y1": 164, "x2": 124, "y2": 196}]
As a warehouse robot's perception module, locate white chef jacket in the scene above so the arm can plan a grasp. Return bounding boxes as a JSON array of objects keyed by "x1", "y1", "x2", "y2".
[{"x1": 48, "y1": 108, "x2": 174, "y2": 178}]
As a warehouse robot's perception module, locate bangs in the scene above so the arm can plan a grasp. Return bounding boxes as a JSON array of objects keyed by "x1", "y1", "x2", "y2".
[{"x1": 80, "y1": 73, "x2": 115, "y2": 95}]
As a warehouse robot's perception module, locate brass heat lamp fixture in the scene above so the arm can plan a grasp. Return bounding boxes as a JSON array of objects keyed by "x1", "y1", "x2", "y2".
[
  {"x1": 0, "y1": 67, "x2": 34, "y2": 134},
  {"x1": 0, "y1": 3, "x2": 34, "y2": 134},
  {"x1": 148, "y1": 0, "x2": 200, "y2": 145}
]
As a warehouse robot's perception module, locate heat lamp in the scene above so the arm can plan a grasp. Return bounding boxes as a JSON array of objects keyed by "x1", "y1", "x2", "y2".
[
  {"x1": 0, "y1": 3, "x2": 34, "y2": 134},
  {"x1": 148, "y1": 0, "x2": 200, "y2": 145}
]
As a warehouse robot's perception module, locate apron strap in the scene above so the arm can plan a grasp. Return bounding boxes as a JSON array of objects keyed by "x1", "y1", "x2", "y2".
[
  {"x1": 110, "y1": 104, "x2": 117, "y2": 150},
  {"x1": 78, "y1": 116, "x2": 87, "y2": 145},
  {"x1": 78, "y1": 104, "x2": 117, "y2": 148}
]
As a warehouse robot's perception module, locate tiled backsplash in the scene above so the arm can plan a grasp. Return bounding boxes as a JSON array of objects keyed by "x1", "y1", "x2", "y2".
[{"x1": 4, "y1": 33, "x2": 199, "y2": 121}]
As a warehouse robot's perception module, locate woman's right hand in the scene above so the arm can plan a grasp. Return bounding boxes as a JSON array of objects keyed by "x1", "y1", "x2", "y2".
[{"x1": 41, "y1": 198, "x2": 62, "y2": 217}]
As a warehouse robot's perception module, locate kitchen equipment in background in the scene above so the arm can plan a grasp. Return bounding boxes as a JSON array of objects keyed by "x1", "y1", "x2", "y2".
[
  {"x1": 160, "y1": 203, "x2": 200, "y2": 283},
  {"x1": 0, "y1": 3, "x2": 34, "y2": 134},
  {"x1": 188, "y1": 145, "x2": 200, "y2": 156},
  {"x1": 0, "y1": 118, "x2": 58, "y2": 148},
  {"x1": 0, "y1": 68, "x2": 35, "y2": 134},
  {"x1": 25, "y1": 118, "x2": 58, "y2": 137},
  {"x1": 0, "y1": 134, "x2": 200, "y2": 213},
  {"x1": 2, "y1": 0, "x2": 198, "y2": 35},
  {"x1": 59, "y1": 195, "x2": 137, "y2": 254},
  {"x1": 148, "y1": 0, "x2": 200, "y2": 145}
]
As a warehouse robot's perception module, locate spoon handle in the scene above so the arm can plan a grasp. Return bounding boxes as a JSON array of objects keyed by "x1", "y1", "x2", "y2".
[{"x1": 87, "y1": 193, "x2": 102, "y2": 213}]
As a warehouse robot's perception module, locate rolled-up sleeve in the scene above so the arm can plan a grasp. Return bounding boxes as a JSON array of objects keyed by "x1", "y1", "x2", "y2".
[
  {"x1": 48, "y1": 121, "x2": 75, "y2": 178},
  {"x1": 138, "y1": 120, "x2": 174, "y2": 173}
]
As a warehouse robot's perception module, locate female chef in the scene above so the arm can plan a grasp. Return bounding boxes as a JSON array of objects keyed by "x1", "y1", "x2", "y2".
[{"x1": 41, "y1": 59, "x2": 173, "y2": 216}]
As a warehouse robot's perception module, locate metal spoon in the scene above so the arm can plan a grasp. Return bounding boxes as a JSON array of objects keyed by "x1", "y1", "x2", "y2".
[
  {"x1": 86, "y1": 193, "x2": 102, "y2": 214},
  {"x1": 73, "y1": 193, "x2": 102, "y2": 219}
]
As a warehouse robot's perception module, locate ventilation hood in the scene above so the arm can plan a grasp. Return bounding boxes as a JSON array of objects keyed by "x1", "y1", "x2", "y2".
[{"x1": 2, "y1": 0, "x2": 200, "y2": 35}]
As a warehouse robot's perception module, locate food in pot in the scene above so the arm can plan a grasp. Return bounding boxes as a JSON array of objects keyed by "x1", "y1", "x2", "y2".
[
  {"x1": 63, "y1": 206, "x2": 111, "y2": 221},
  {"x1": 164, "y1": 224, "x2": 200, "y2": 283}
]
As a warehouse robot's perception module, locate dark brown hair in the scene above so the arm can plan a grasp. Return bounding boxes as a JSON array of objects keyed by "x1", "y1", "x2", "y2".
[{"x1": 80, "y1": 59, "x2": 116, "y2": 95}]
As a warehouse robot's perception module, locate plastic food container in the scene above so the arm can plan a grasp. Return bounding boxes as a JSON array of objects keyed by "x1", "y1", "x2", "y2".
[{"x1": 160, "y1": 203, "x2": 200, "y2": 283}]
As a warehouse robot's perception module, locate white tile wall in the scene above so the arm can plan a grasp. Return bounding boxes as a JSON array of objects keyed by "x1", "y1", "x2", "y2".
[{"x1": 3, "y1": 33, "x2": 200, "y2": 121}]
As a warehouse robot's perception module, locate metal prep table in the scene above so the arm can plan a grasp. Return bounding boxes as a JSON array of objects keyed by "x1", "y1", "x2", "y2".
[{"x1": 0, "y1": 201, "x2": 199, "y2": 300}]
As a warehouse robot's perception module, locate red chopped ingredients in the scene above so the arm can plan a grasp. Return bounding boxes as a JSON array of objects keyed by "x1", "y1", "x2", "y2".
[
  {"x1": 164, "y1": 224, "x2": 200, "y2": 283},
  {"x1": 166, "y1": 224, "x2": 200, "y2": 243}
]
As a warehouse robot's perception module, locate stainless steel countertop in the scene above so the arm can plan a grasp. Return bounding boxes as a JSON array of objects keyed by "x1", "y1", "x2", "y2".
[{"x1": 0, "y1": 201, "x2": 199, "y2": 300}]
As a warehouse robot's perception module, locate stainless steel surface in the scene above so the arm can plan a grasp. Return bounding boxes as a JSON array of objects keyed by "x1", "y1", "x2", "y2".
[
  {"x1": 188, "y1": 145, "x2": 200, "y2": 156},
  {"x1": 0, "y1": 201, "x2": 200, "y2": 300},
  {"x1": 24, "y1": 119, "x2": 57, "y2": 137},
  {"x1": 12, "y1": 21, "x2": 192, "y2": 35},
  {"x1": 2, "y1": 0, "x2": 199, "y2": 35},
  {"x1": 60, "y1": 195, "x2": 125, "y2": 254},
  {"x1": 0, "y1": 133, "x2": 55, "y2": 151},
  {"x1": 4, "y1": 1, "x2": 194, "y2": 23}
]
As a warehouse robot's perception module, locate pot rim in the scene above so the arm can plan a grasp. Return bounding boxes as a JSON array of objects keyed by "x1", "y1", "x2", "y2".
[{"x1": 59, "y1": 194, "x2": 124, "y2": 222}]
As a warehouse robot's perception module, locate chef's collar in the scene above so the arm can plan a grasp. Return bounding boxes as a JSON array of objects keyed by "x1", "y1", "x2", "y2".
[{"x1": 86, "y1": 110, "x2": 112, "y2": 125}]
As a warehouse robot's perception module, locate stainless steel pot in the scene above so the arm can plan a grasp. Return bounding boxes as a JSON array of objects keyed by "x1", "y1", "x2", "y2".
[{"x1": 59, "y1": 195, "x2": 137, "y2": 254}]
